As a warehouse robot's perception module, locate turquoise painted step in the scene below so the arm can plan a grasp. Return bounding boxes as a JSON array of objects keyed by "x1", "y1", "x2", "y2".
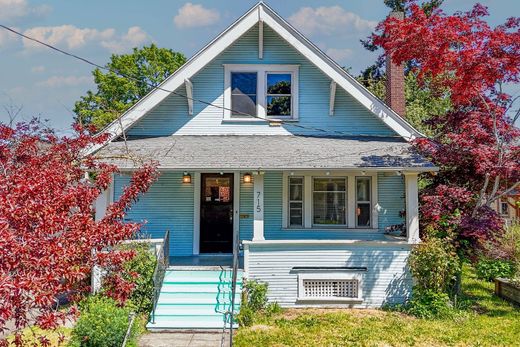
[
  {"x1": 164, "y1": 270, "x2": 243, "y2": 283},
  {"x1": 154, "y1": 304, "x2": 241, "y2": 315},
  {"x1": 158, "y1": 292, "x2": 241, "y2": 305},
  {"x1": 148, "y1": 269, "x2": 242, "y2": 330},
  {"x1": 161, "y1": 283, "x2": 240, "y2": 292}
]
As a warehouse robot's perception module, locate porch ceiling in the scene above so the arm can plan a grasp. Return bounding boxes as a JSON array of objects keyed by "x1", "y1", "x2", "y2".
[{"x1": 96, "y1": 135, "x2": 436, "y2": 171}]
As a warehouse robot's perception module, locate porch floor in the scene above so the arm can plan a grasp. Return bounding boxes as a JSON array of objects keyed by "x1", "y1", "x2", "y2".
[{"x1": 169, "y1": 255, "x2": 243, "y2": 269}]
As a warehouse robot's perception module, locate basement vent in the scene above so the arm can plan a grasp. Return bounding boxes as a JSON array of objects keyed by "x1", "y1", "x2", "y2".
[{"x1": 302, "y1": 279, "x2": 358, "y2": 299}]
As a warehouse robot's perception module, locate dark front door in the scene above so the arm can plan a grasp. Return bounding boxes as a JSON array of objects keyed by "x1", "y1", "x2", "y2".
[{"x1": 200, "y1": 173, "x2": 234, "y2": 253}]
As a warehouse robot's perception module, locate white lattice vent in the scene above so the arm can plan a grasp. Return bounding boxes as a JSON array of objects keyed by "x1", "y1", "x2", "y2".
[{"x1": 303, "y1": 279, "x2": 358, "y2": 298}]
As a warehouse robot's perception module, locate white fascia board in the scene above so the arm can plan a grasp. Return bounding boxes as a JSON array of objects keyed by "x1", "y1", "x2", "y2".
[{"x1": 260, "y1": 4, "x2": 422, "y2": 141}]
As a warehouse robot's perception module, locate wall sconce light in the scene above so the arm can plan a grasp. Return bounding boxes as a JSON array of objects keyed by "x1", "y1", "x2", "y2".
[
  {"x1": 182, "y1": 172, "x2": 192, "y2": 183},
  {"x1": 396, "y1": 170, "x2": 402, "y2": 176},
  {"x1": 243, "y1": 173, "x2": 252, "y2": 183}
]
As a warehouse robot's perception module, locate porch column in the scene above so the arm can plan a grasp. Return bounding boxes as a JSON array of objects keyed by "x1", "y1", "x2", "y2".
[
  {"x1": 404, "y1": 173, "x2": 420, "y2": 244},
  {"x1": 253, "y1": 172, "x2": 265, "y2": 241},
  {"x1": 94, "y1": 178, "x2": 113, "y2": 221}
]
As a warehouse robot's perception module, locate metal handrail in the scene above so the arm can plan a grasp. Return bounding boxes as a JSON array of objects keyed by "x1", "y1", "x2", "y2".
[
  {"x1": 150, "y1": 229, "x2": 170, "y2": 324},
  {"x1": 228, "y1": 228, "x2": 241, "y2": 346}
]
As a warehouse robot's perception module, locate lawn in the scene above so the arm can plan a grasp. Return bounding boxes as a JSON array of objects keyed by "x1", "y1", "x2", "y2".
[{"x1": 235, "y1": 267, "x2": 520, "y2": 347}]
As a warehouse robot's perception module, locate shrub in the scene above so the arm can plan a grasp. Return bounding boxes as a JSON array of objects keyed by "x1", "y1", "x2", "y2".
[
  {"x1": 70, "y1": 296, "x2": 137, "y2": 347},
  {"x1": 475, "y1": 258, "x2": 515, "y2": 282},
  {"x1": 119, "y1": 242, "x2": 156, "y2": 313},
  {"x1": 237, "y1": 280, "x2": 280, "y2": 327},
  {"x1": 409, "y1": 236, "x2": 461, "y2": 293},
  {"x1": 405, "y1": 290, "x2": 453, "y2": 319},
  {"x1": 245, "y1": 280, "x2": 268, "y2": 311}
]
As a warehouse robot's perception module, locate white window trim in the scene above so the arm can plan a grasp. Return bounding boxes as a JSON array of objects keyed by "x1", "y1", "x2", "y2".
[
  {"x1": 282, "y1": 171, "x2": 379, "y2": 230},
  {"x1": 355, "y1": 176, "x2": 372, "y2": 228},
  {"x1": 312, "y1": 177, "x2": 348, "y2": 228},
  {"x1": 223, "y1": 64, "x2": 299, "y2": 120},
  {"x1": 297, "y1": 272, "x2": 364, "y2": 303}
]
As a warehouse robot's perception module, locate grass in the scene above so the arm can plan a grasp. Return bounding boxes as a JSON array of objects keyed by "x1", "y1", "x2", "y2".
[
  {"x1": 4, "y1": 326, "x2": 72, "y2": 346},
  {"x1": 235, "y1": 266, "x2": 520, "y2": 347}
]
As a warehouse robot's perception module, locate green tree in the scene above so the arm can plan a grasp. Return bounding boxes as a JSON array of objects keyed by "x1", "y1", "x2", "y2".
[
  {"x1": 357, "y1": 72, "x2": 451, "y2": 135},
  {"x1": 74, "y1": 44, "x2": 186, "y2": 130}
]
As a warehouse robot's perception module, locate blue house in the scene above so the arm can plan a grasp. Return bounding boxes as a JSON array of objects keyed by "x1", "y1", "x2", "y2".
[{"x1": 94, "y1": 2, "x2": 435, "y2": 329}]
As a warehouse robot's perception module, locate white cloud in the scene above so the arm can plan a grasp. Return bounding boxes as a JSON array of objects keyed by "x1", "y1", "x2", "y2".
[
  {"x1": 31, "y1": 65, "x2": 45, "y2": 73},
  {"x1": 101, "y1": 26, "x2": 151, "y2": 53},
  {"x1": 36, "y1": 75, "x2": 92, "y2": 88},
  {"x1": 0, "y1": 0, "x2": 51, "y2": 22},
  {"x1": 174, "y1": 2, "x2": 220, "y2": 28},
  {"x1": 289, "y1": 6, "x2": 377, "y2": 36},
  {"x1": 23, "y1": 25, "x2": 114, "y2": 50},
  {"x1": 22, "y1": 25, "x2": 151, "y2": 53},
  {"x1": 325, "y1": 48, "x2": 353, "y2": 62}
]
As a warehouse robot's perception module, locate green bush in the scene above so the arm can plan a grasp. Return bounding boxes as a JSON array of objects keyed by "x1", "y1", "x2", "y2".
[
  {"x1": 409, "y1": 236, "x2": 460, "y2": 293},
  {"x1": 70, "y1": 296, "x2": 137, "y2": 347},
  {"x1": 405, "y1": 290, "x2": 453, "y2": 319},
  {"x1": 476, "y1": 258, "x2": 515, "y2": 282},
  {"x1": 119, "y1": 242, "x2": 156, "y2": 313},
  {"x1": 237, "y1": 280, "x2": 280, "y2": 327}
]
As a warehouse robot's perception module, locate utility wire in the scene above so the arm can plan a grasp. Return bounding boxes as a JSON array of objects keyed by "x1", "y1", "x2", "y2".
[{"x1": 0, "y1": 24, "x2": 403, "y2": 139}]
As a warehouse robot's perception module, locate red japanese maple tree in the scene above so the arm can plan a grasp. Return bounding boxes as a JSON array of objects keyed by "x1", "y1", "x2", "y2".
[
  {"x1": 0, "y1": 120, "x2": 158, "y2": 345},
  {"x1": 372, "y1": 2, "x2": 520, "y2": 246}
]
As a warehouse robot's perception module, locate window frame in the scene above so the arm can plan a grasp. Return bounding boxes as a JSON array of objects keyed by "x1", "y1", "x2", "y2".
[
  {"x1": 499, "y1": 198, "x2": 509, "y2": 216},
  {"x1": 288, "y1": 176, "x2": 305, "y2": 227},
  {"x1": 282, "y1": 171, "x2": 379, "y2": 230},
  {"x1": 223, "y1": 64, "x2": 299, "y2": 120},
  {"x1": 355, "y1": 176, "x2": 372, "y2": 228},
  {"x1": 229, "y1": 71, "x2": 259, "y2": 117},
  {"x1": 311, "y1": 177, "x2": 348, "y2": 227}
]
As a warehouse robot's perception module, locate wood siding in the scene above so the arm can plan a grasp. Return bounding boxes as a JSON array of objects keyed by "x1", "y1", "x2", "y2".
[
  {"x1": 127, "y1": 24, "x2": 396, "y2": 137},
  {"x1": 245, "y1": 242, "x2": 412, "y2": 307}
]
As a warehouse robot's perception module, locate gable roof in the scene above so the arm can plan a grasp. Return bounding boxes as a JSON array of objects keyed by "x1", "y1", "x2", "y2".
[{"x1": 94, "y1": 2, "x2": 423, "y2": 152}]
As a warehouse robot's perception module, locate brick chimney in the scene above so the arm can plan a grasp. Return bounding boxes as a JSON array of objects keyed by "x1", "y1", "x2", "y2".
[{"x1": 385, "y1": 11, "x2": 406, "y2": 117}]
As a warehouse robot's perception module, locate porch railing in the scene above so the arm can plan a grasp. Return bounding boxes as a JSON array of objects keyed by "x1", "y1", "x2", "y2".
[{"x1": 150, "y1": 229, "x2": 170, "y2": 324}]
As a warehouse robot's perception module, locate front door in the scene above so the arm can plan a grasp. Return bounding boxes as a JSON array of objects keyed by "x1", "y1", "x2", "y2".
[{"x1": 200, "y1": 173, "x2": 234, "y2": 253}]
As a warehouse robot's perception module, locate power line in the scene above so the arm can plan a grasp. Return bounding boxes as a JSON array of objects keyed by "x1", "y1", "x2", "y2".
[{"x1": 0, "y1": 24, "x2": 402, "y2": 139}]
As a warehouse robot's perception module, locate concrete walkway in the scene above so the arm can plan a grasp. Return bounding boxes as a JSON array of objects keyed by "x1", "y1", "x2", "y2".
[{"x1": 139, "y1": 332, "x2": 230, "y2": 347}]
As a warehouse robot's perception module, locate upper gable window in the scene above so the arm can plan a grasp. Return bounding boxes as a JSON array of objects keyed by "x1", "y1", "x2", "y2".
[
  {"x1": 224, "y1": 64, "x2": 299, "y2": 120},
  {"x1": 231, "y1": 72, "x2": 258, "y2": 117}
]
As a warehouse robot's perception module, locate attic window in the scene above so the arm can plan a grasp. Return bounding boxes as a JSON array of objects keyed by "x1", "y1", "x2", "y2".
[{"x1": 224, "y1": 64, "x2": 299, "y2": 120}]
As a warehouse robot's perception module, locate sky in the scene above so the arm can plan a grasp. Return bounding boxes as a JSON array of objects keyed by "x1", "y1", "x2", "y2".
[{"x1": 0, "y1": 0, "x2": 519, "y2": 133}]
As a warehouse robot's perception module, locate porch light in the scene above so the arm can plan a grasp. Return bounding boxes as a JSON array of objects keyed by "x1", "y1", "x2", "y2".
[
  {"x1": 182, "y1": 172, "x2": 192, "y2": 183},
  {"x1": 243, "y1": 173, "x2": 252, "y2": 183}
]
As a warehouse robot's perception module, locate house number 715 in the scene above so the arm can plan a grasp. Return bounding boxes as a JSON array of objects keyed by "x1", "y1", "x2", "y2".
[{"x1": 256, "y1": 191, "x2": 262, "y2": 212}]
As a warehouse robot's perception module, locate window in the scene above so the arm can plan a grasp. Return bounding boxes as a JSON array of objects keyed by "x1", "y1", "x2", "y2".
[
  {"x1": 288, "y1": 177, "x2": 304, "y2": 227},
  {"x1": 500, "y1": 199, "x2": 509, "y2": 216},
  {"x1": 356, "y1": 177, "x2": 371, "y2": 227},
  {"x1": 266, "y1": 73, "x2": 292, "y2": 116},
  {"x1": 283, "y1": 173, "x2": 378, "y2": 229},
  {"x1": 231, "y1": 72, "x2": 257, "y2": 117},
  {"x1": 224, "y1": 64, "x2": 299, "y2": 120},
  {"x1": 312, "y1": 178, "x2": 347, "y2": 226}
]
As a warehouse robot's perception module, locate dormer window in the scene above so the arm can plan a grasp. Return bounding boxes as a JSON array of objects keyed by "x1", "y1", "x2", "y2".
[{"x1": 224, "y1": 64, "x2": 299, "y2": 120}]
